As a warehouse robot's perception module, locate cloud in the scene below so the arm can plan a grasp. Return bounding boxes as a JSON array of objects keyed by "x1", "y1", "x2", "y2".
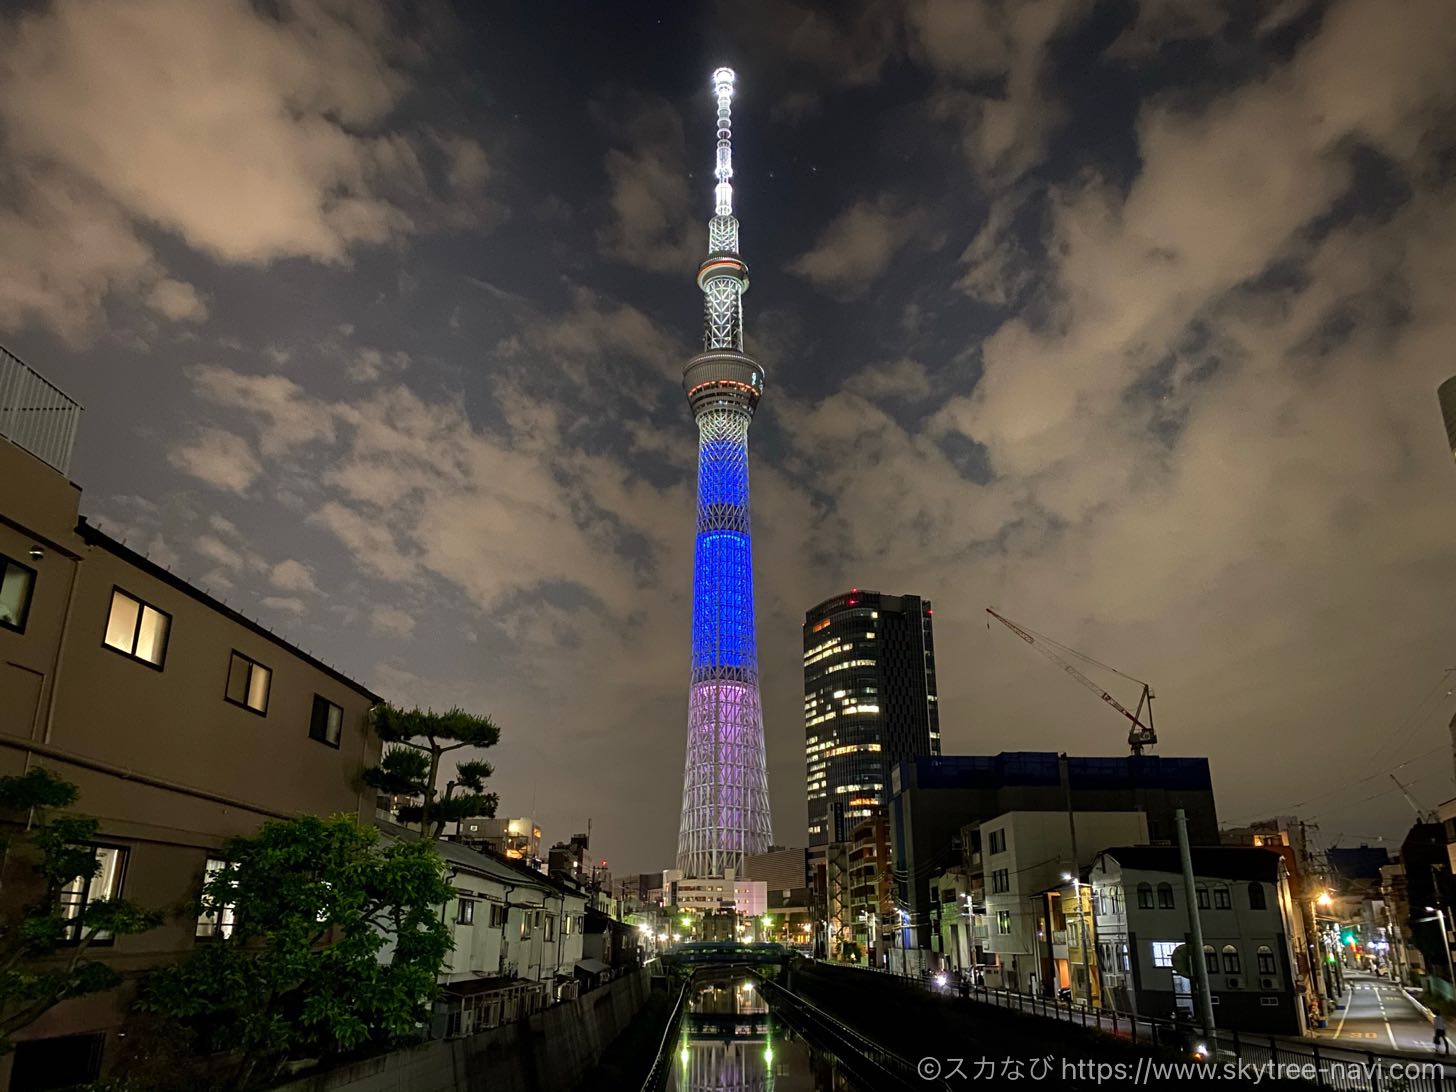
[
  {"x1": 910, "y1": 0, "x2": 1091, "y2": 183},
  {"x1": 595, "y1": 97, "x2": 700, "y2": 274},
  {"x1": 788, "y1": 199, "x2": 925, "y2": 296},
  {"x1": 261, "y1": 595, "x2": 307, "y2": 617},
  {"x1": 167, "y1": 428, "x2": 261, "y2": 493},
  {"x1": 269, "y1": 560, "x2": 318, "y2": 595},
  {"x1": 0, "y1": 0, "x2": 490, "y2": 342},
  {"x1": 370, "y1": 607, "x2": 417, "y2": 639},
  {"x1": 843, "y1": 359, "x2": 934, "y2": 402},
  {"x1": 145, "y1": 278, "x2": 208, "y2": 323}
]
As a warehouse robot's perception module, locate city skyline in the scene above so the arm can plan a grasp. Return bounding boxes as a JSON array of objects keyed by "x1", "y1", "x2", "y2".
[{"x1": 1, "y1": 1, "x2": 1455, "y2": 876}]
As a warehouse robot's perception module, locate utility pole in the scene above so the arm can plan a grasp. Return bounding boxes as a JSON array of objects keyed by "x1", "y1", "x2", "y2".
[
  {"x1": 1177, "y1": 808, "x2": 1217, "y2": 1042},
  {"x1": 1061, "y1": 753, "x2": 1094, "y2": 1005}
]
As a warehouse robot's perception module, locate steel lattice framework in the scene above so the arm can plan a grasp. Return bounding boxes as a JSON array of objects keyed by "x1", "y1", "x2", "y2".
[{"x1": 676, "y1": 68, "x2": 773, "y2": 878}]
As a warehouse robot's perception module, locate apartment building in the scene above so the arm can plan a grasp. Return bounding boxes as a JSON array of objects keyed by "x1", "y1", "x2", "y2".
[
  {"x1": 1089, "y1": 846, "x2": 1305, "y2": 1034},
  {"x1": 0, "y1": 349, "x2": 382, "y2": 1088},
  {"x1": 976, "y1": 810, "x2": 1148, "y2": 992}
]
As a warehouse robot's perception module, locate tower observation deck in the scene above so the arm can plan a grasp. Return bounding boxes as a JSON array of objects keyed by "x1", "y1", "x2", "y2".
[{"x1": 675, "y1": 68, "x2": 773, "y2": 878}]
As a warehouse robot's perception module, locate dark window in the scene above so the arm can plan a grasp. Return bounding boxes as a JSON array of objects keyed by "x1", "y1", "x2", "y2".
[
  {"x1": 1248, "y1": 882, "x2": 1267, "y2": 910},
  {"x1": 1136, "y1": 882, "x2": 1153, "y2": 909},
  {"x1": 489, "y1": 903, "x2": 506, "y2": 928},
  {"x1": 102, "y1": 588, "x2": 170, "y2": 668},
  {"x1": 0, "y1": 554, "x2": 37, "y2": 633},
  {"x1": 1204, "y1": 944, "x2": 1218, "y2": 973},
  {"x1": 225, "y1": 651, "x2": 271, "y2": 714},
  {"x1": 309, "y1": 695, "x2": 343, "y2": 747},
  {"x1": 988, "y1": 829, "x2": 1005, "y2": 855},
  {"x1": 457, "y1": 898, "x2": 476, "y2": 925},
  {"x1": 1157, "y1": 883, "x2": 1175, "y2": 909},
  {"x1": 1222, "y1": 945, "x2": 1241, "y2": 974},
  {"x1": 991, "y1": 869, "x2": 1009, "y2": 894},
  {"x1": 1196, "y1": 885, "x2": 1210, "y2": 910},
  {"x1": 1213, "y1": 885, "x2": 1231, "y2": 909},
  {"x1": 1257, "y1": 945, "x2": 1276, "y2": 975},
  {"x1": 10, "y1": 1032, "x2": 105, "y2": 1091},
  {"x1": 59, "y1": 844, "x2": 128, "y2": 944}
]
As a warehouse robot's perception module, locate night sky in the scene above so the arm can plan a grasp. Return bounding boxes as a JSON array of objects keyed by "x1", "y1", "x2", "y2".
[{"x1": 3, "y1": 0, "x2": 1455, "y2": 875}]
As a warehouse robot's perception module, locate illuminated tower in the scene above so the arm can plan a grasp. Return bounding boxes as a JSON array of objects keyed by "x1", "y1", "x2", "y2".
[{"x1": 676, "y1": 67, "x2": 773, "y2": 878}]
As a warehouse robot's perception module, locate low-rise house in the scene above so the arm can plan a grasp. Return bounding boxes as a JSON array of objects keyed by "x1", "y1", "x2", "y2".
[
  {"x1": 1089, "y1": 845, "x2": 1305, "y2": 1035},
  {"x1": 413, "y1": 831, "x2": 587, "y2": 1038}
]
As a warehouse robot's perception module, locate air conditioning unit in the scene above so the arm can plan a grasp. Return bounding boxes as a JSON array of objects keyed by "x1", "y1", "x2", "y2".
[
  {"x1": 1260, "y1": 977, "x2": 1274, "y2": 989},
  {"x1": 1226, "y1": 978, "x2": 1241, "y2": 989}
]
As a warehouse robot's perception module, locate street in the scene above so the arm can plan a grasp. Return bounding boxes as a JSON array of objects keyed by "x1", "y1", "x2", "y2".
[{"x1": 1316, "y1": 972, "x2": 1444, "y2": 1056}]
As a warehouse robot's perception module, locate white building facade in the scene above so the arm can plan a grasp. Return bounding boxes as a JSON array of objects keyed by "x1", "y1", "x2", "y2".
[{"x1": 1089, "y1": 846, "x2": 1305, "y2": 1035}]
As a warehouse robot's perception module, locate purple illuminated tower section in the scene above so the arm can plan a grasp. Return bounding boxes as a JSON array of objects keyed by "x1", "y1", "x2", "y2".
[{"x1": 675, "y1": 67, "x2": 773, "y2": 878}]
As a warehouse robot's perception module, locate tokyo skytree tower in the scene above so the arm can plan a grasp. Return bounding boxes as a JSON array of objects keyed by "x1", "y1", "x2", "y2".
[{"x1": 675, "y1": 68, "x2": 773, "y2": 878}]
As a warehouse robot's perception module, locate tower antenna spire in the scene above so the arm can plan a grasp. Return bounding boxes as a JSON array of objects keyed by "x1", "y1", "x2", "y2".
[{"x1": 712, "y1": 67, "x2": 735, "y2": 218}]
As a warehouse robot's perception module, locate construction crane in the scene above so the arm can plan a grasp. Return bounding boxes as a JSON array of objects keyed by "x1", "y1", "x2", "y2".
[
  {"x1": 1389, "y1": 773, "x2": 1437, "y2": 824},
  {"x1": 986, "y1": 608, "x2": 1158, "y2": 755}
]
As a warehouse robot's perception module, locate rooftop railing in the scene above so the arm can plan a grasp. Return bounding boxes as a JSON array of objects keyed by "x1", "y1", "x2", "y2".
[{"x1": 0, "y1": 345, "x2": 82, "y2": 475}]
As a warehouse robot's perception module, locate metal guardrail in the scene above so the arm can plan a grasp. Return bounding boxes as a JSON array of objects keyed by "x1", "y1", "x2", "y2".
[
  {"x1": 758, "y1": 975, "x2": 951, "y2": 1091},
  {"x1": 639, "y1": 979, "x2": 690, "y2": 1092},
  {"x1": 814, "y1": 959, "x2": 1456, "y2": 1092},
  {"x1": 0, "y1": 345, "x2": 82, "y2": 475}
]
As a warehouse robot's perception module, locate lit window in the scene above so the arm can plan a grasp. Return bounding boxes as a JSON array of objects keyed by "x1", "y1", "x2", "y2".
[
  {"x1": 457, "y1": 898, "x2": 476, "y2": 925},
  {"x1": 225, "y1": 651, "x2": 271, "y2": 714},
  {"x1": 103, "y1": 588, "x2": 170, "y2": 668},
  {"x1": 0, "y1": 554, "x2": 37, "y2": 633},
  {"x1": 59, "y1": 845, "x2": 128, "y2": 944},
  {"x1": 309, "y1": 695, "x2": 343, "y2": 747},
  {"x1": 545, "y1": 914, "x2": 556, "y2": 941},
  {"x1": 196, "y1": 857, "x2": 236, "y2": 939},
  {"x1": 1151, "y1": 940, "x2": 1179, "y2": 967},
  {"x1": 996, "y1": 910, "x2": 1012, "y2": 935}
]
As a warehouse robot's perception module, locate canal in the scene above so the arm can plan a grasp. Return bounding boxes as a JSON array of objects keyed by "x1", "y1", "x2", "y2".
[{"x1": 665, "y1": 976, "x2": 869, "y2": 1092}]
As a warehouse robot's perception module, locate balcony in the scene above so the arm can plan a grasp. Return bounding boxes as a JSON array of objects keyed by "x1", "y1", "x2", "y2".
[{"x1": 1, "y1": 346, "x2": 82, "y2": 475}]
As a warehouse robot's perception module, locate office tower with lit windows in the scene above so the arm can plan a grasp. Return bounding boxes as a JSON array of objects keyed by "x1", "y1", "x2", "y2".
[
  {"x1": 803, "y1": 590, "x2": 940, "y2": 846},
  {"x1": 675, "y1": 68, "x2": 773, "y2": 878}
]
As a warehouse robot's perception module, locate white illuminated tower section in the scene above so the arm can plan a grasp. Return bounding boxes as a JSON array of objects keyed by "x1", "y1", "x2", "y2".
[{"x1": 676, "y1": 67, "x2": 773, "y2": 878}]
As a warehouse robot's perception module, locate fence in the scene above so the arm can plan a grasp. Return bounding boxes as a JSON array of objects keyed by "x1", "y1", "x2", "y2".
[
  {"x1": 816, "y1": 959, "x2": 1456, "y2": 1091},
  {"x1": 0, "y1": 345, "x2": 82, "y2": 475}
]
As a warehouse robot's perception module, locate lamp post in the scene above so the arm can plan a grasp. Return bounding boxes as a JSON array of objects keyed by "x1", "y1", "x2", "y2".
[{"x1": 1309, "y1": 891, "x2": 1335, "y2": 1019}]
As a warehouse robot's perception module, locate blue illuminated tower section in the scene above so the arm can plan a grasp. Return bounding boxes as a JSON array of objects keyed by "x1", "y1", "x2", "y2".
[{"x1": 676, "y1": 67, "x2": 773, "y2": 878}]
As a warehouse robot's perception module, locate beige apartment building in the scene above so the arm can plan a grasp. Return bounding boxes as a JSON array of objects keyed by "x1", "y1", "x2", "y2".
[{"x1": 0, "y1": 349, "x2": 381, "y2": 1089}]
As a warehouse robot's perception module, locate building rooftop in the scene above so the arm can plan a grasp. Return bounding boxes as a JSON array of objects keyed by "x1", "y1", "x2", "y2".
[
  {"x1": 78, "y1": 517, "x2": 382, "y2": 703},
  {"x1": 896, "y1": 751, "x2": 1214, "y2": 792},
  {"x1": 1098, "y1": 845, "x2": 1285, "y2": 882}
]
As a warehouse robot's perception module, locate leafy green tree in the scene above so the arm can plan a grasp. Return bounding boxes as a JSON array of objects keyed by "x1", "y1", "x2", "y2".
[
  {"x1": 363, "y1": 705, "x2": 500, "y2": 836},
  {"x1": 137, "y1": 814, "x2": 452, "y2": 1090},
  {"x1": 0, "y1": 768, "x2": 162, "y2": 1052}
]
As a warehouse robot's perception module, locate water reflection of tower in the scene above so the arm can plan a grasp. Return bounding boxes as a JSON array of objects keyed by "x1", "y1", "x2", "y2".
[{"x1": 682, "y1": 1040, "x2": 774, "y2": 1092}]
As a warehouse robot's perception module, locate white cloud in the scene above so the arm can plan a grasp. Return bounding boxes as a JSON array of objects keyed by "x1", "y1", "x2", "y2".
[
  {"x1": 269, "y1": 559, "x2": 318, "y2": 595},
  {"x1": 0, "y1": 0, "x2": 490, "y2": 342},
  {"x1": 167, "y1": 428, "x2": 261, "y2": 493},
  {"x1": 370, "y1": 607, "x2": 417, "y2": 639},
  {"x1": 788, "y1": 200, "x2": 924, "y2": 296}
]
